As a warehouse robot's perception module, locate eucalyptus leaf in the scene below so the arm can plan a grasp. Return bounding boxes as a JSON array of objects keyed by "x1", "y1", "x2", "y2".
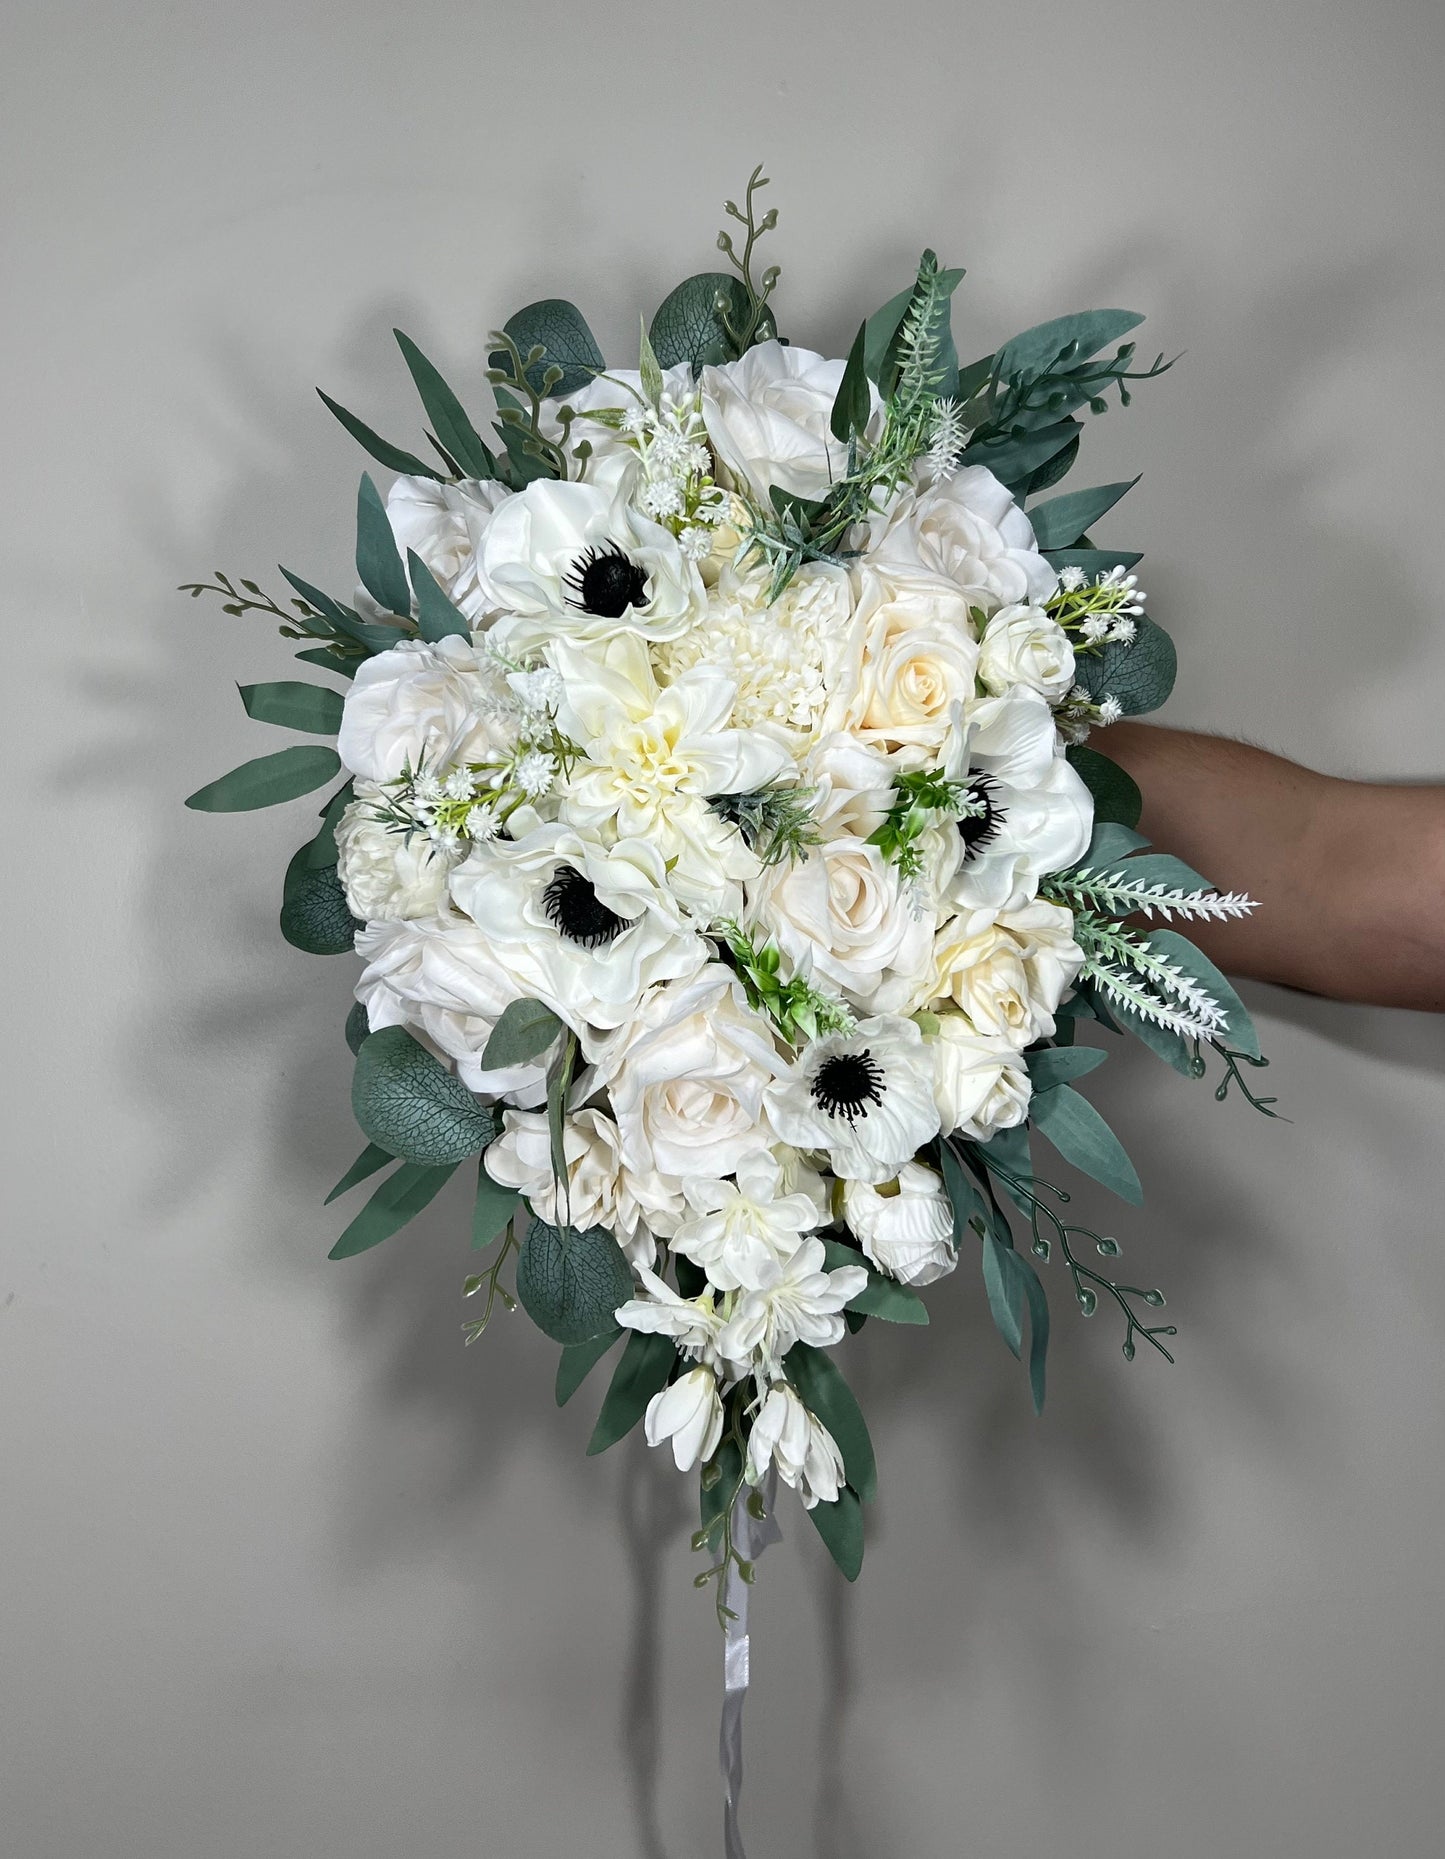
[
  {"x1": 557, "y1": 1327, "x2": 625, "y2": 1409},
  {"x1": 495, "y1": 299, "x2": 605, "y2": 397},
  {"x1": 1147, "y1": 929, "x2": 1262, "y2": 1059},
  {"x1": 982, "y1": 1230, "x2": 1024, "y2": 1358},
  {"x1": 328, "y1": 1160, "x2": 457, "y2": 1259},
  {"x1": 1024, "y1": 432, "x2": 1080, "y2": 496},
  {"x1": 586, "y1": 1329, "x2": 676, "y2": 1453},
  {"x1": 1029, "y1": 478, "x2": 1139, "y2": 551},
  {"x1": 1030, "y1": 1084, "x2": 1143, "y2": 1204},
  {"x1": 963, "y1": 418, "x2": 1079, "y2": 491},
  {"x1": 785, "y1": 1342, "x2": 877, "y2": 1504},
  {"x1": 1074, "y1": 615, "x2": 1176, "y2": 716},
  {"x1": 355, "y1": 474, "x2": 412, "y2": 618},
  {"x1": 238, "y1": 680, "x2": 344, "y2": 736},
  {"x1": 807, "y1": 1484, "x2": 864, "y2": 1582},
  {"x1": 324, "y1": 1142, "x2": 392, "y2": 1205},
  {"x1": 394, "y1": 329, "x2": 497, "y2": 478},
  {"x1": 1067, "y1": 745, "x2": 1143, "y2": 829},
  {"x1": 407, "y1": 551, "x2": 469, "y2": 642},
  {"x1": 472, "y1": 1156, "x2": 518, "y2": 1250},
  {"x1": 344, "y1": 1000, "x2": 370, "y2": 1055},
  {"x1": 293, "y1": 646, "x2": 358, "y2": 679},
  {"x1": 649, "y1": 273, "x2": 750, "y2": 372},
  {"x1": 820, "y1": 1237, "x2": 928, "y2": 1324},
  {"x1": 939, "y1": 1140, "x2": 984, "y2": 1242},
  {"x1": 1082, "y1": 820, "x2": 1150, "y2": 866},
  {"x1": 186, "y1": 744, "x2": 341, "y2": 812},
  {"x1": 830, "y1": 321, "x2": 871, "y2": 443},
  {"x1": 352, "y1": 1025, "x2": 499, "y2": 1165},
  {"x1": 279, "y1": 850, "x2": 358, "y2": 955},
  {"x1": 481, "y1": 997, "x2": 563, "y2": 1070},
  {"x1": 315, "y1": 388, "x2": 442, "y2": 481},
  {"x1": 995, "y1": 309, "x2": 1145, "y2": 382},
  {"x1": 1025, "y1": 1046, "x2": 1108, "y2": 1091},
  {"x1": 307, "y1": 780, "x2": 355, "y2": 869},
  {"x1": 516, "y1": 1218, "x2": 634, "y2": 1345}
]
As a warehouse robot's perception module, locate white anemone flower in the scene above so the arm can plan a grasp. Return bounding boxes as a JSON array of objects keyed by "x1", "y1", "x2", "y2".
[
  {"x1": 717, "y1": 1239, "x2": 867, "y2": 1379},
  {"x1": 474, "y1": 470, "x2": 704, "y2": 652},
  {"x1": 763, "y1": 1015, "x2": 941, "y2": 1185},
  {"x1": 672, "y1": 1149, "x2": 829, "y2": 1293},
  {"x1": 644, "y1": 1367, "x2": 725, "y2": 1472},
  {"x1": 744, "y1": 1383, "x2": 845, "y2": 1509}
]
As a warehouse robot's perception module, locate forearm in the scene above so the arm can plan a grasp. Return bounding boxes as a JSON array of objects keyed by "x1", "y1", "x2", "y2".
[{"x1": 1100, "y1": 724, "x2": 1445, "y2": 1011}]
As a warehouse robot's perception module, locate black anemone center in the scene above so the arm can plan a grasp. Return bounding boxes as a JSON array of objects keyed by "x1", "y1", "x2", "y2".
[
  {"x1": 811, "y1": 1049, "x2": 886, "y2": 1124},
  {"x1": 564, "y1": 543, "x2": 649, "y2": 619},
  {"x1": 957, "y1": 774, "x2": 1007, "y2": 862},
  {"x1": 541, "y1": 864, "x2": 634, "y2": 949}
]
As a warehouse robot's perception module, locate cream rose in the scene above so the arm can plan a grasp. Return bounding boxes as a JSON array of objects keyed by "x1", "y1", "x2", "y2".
[
  {"x1": 842, "y1": 1162, "x2": 958, "y2": 1287},
  {"x1": 924, "y1": 898, "x2": 1083, "y2": 1048},
  {"x1": 927, "y1": 1014, "x2": 1032, "y2": 1139},
  {"x1": 977, "y1": 603, "x2": 1076, "y2": 703},
  {"x1": 700, "y1": 341, "x2": 882, "y2": 504},
  {"x1": 844, "y1": 566, "x2": 980, "y2": 762}
]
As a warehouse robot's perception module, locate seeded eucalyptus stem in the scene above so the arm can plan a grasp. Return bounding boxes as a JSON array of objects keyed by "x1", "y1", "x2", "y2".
[{"x1": 716, "y1": 163, "x2": 781, "y2": 353}]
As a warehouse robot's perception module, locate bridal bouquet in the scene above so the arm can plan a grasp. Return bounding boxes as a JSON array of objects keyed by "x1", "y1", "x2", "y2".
[{"x1": 186, "y1": 169, "x2": 1275, "y2": 1606}]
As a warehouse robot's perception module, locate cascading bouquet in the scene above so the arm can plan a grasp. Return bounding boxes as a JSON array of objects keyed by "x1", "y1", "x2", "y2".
[{"x1": 185, "y1": 165, "x2": 1277, "y2": 1836}]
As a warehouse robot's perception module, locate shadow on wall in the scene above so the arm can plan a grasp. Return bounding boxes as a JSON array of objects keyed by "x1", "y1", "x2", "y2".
[{"x1": 111, "y1": 229, "x2": 1439, "y2": 1856}]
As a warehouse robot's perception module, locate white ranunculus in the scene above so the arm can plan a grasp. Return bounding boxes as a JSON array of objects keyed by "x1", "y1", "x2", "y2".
[
  {"x1": 645, "y1": 1368, "x2": 725, "y2": 1473},
  {"x1": 699, "y1": 341, "x2": 883, "y2": 504},
  {"x1": 924, "y1": 899, "x2": 1084, "y2": 1048},
  {"x1": 843, "y1": 566, "x2": 980, "y2": 763},
  {"x1": 473, "y1": 473, "x2": 704, "y2": 651},
  {"x1": 764, "y1": 1015, "x2": 941, "y2": 1185},
  {"x1": 446, "y1": 822, "x2": 705, "y2": 1049},
  {"x1": 977, "y1": 603, "x2": 1076, "y2": 703},
  {"x1": 483, "y1": 1106, "x2": 655, "y2": 1264},
  {"x1": 744, "y1": 1383, "x2": 845, "y2": 1509},
  {"x1": 842, "y1": 1161, "x2": 958, "y2": 1286},
  {"x1": 875, "y1": 465, "x2": 1057, "y2": 612},
  {"x1": 926, "y1": 1015, "x2": 1032, "y2": 1140},
  {"x1": 337, "y1": 635, "x2": 512, "y2": 785},
  {"x1": 595, "y1": 966, "x2": 785, "y2": 1205},
  {"x1": 352, "y1": 912, "x2": 553, "y2": 1103},
  {"x1": 385, "y1": 475, "x2": 512, "y2": 623},
  {"x1": 671, "y1": 1149, "x2": 828, "y2": 1294},
  {"x1": 334, "y1": 788, "x2": 452, "y2": 922},
  {"x1": 941, "y1": 688, "x2": 1094, "y2": 913},
  {"x1": 717, "y1": 1238, "x2": 868, "y2": 1379}
]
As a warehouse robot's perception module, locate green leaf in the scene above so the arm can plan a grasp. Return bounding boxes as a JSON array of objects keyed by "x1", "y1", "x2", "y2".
[
  {"x1": 1074, "y1": 615, "x2": 1176, "y2": 716},
  {"x1": 1026, "y1": 1046, "x2": 1108, "y2": 1091},
  {"x1": 996, "y1": 1244, "x2": 1050, "y2": 1414},
  {"x1": 294, "y1": 646, "x2": 358, "y2": 679},
  {"x1": 1025, "y1": 432, "x2": 1080, "y2": 496},
  {"x1": 863, "y1": 285, "x2": 912, "y2": 385},
  {"x1": 355, "y1": 474, "x2": 412, "y2": 618},
  {"x1": 1096, "y1": 851, "x2": 1217, "y2": 897},
  {"x1": 308, "y1": 780, "x2": 355, "y2": 869},
  {"x1": 982, "y1": 1229, "x2": 1025, "y2": 1358},
  {"x1": 586, "y1": 1329, "x2": 676, "y2": 1452},
  {"x1": 406, "y1": 551, "x2": 470, "y2": 642},
  {"x1": 495, "y1": 299, "x2": 605, "y2": 398},
  {"x1": 638, "y1": 318, "x2": 665, "y2": 410},
  {"x1": 186, "y1": 744, "x2": 341, "y2": 812},
  {"x1": 785, "y1": 1342, "x2": 877, "y2": 1504},
  {"x1": 481, "y1": 997, "x2": 563, "y2": 1070},
  {"x1": 1083, "y1": 820, "x2": 1150, "y2": 865},
  {"x1": 344, "y1": 1000, "x2": 370, "y2": 1054},
  {"x1": 995, "y1": 310, "x2": 1145, "y2": 383},
  {"x1": 329, "y1": 1160, "x2": 457, "y2": 1259},
  {"x1": 807, "y1": 1484, "x2": 864, "y2": 1582},
  {"x1": 978, "y1": 1123, "x2": 1034, "y2": 1194},
  {"x1": 516, "y1": 1219, "x2": 634, "y2": 1345},
  {"x1": 1108, "y1": 991, "x2": 1195, "y2": 1074},
  {"x1": 1045, "y1": 547, "x2": 1143, "y2": 576},
  {"x1": 472, "y1": 1155, "x2": 518, "y2": 1250},
  {"x1": 820, "y1": 1237, "x2": 928, "y2": 1324},
  {"x1": 939, "y1": 1140, "x2": 984, "y2": 1239},
  {"x1": 963, "y1": 418, "x2": 1079, "y2": 491},
  {"x1": 324, "y1": 1142, "x2": 393, "y2": 1205},
  {"x1": 649, "y1": 273, "x2": 751, "y2": 372},
  {"x1": 352, "y1": 1025, "x2": 499, "y2": 1166},
  {"x1": 1030, "y1": 1084, "x2": 1143, "y2": 1204},
  {"x1": 279, "y1": 568, "x2": 400, "y2": 655},
  {"x1": 874, "y1": 254, "x2": 964, "y2": 400},
  {"x1": 393, "y1": 330, "x2": 496, "y2": 478},
  {"x1": 557, "y1": 1327, "x2": 624, "y2": 1408},
  {"x1": 1147, "y1": 929, "x2": 1262, "y2": 1059},
  {"x1": 238, "y1": 680, "x2": 345, "y2": 736},
  {"x1": 1067, "y1": 745, "x2": 1143, "y2": 828},
  {"x1": 315, "y1": 388, "x2": 443, "y2": 480},
  {"x1": 1029, "y1": 478, "x2": 1139, "y2": 551},
  {"x1": 830, "y1": 320, "x2": 871, "y2": 443},
  {"x1": 279, "y1": 849, "x2": 358, "y2": 955}
]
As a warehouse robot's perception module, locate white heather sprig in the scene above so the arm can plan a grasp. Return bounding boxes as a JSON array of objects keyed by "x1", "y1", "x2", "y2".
[
  {"x1": 1052, "y1": 868, "x2": 1258, "y2": 923},
  {"x1": 926, "y1": 397, "x2": 968, "y2": 480}
]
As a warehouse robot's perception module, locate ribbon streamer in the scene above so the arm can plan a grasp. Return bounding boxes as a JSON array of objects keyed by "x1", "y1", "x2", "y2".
[{"x1": 720, "y1": 1468, "x2": 782, "y2": 1859}]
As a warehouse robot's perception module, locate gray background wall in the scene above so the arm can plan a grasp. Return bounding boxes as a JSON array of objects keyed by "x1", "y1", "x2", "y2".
[{"x1": 4, "y1": 2, "x2": 1444, "y2": 1854}]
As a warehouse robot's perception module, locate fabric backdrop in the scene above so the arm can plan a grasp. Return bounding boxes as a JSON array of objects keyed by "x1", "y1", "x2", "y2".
[{"x1": 4, "y1": 1, "x2": 1443, "y2": 1853}]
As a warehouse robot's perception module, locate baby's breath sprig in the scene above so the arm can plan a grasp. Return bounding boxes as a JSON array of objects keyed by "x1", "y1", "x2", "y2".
[
  {"x1": 708, "y1": 782, "x2": 820, "y2": 867},
  {"x1": 717, "y1": 921, "x2": 855, "y2": 1047},
  {"x1": 867, "y1": 766, "x2": 971, "y2": 880}
]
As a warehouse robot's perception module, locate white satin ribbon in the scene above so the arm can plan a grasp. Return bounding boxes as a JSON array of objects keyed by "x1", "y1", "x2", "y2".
[{"x1": 720, "y1": 1468, "x2": 782, "y2": 1859}]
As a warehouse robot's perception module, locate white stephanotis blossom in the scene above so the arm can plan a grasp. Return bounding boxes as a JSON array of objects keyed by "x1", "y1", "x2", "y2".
[
  {"x1": 744, "y1": 733, "x2": 932, "y2": 1015},
  {"x1": 353, "y1": 912, "x2": 552, "y2": 1104},
  {"x1": 842, "y1": 566, "x2": 980, "y2": 764},
  {"x1": 335, "y1": 786, "x2": 452, "y2": 922},
  {"x1": 744, "y1": 1383, "x2": 845, "y2": 1509},
  {"x1": 700, "y1": 341, "x2": 883, "y2": 504},
  {"x1": 337, "y1": 635, "x2": 513, "y2": 785},
  {"x1": 842, "y1": 1162, "x2": 958, "y2": 1287},
  {"x1": 483, "y1": 1106, "x2": 654, "y2": 1265},
  {"x1": 874, "y1": 464, "x2": 1057, "y2": 611},
  {"x1": 672, "y1": 1148, "x2": 829, "y2": 1293},
  {"x1": 927, "y1": 1014, "x2": 1032, "y2": 1140},
  {"x1": 384, "y1": 475, "x2": 512, "y2": 622},
  {"x1": 977, "y1": 602, "x2": 1076, "y2": 703},
  {"x1": 645, "y1": 1368, "x2": 725, "y2": 1473},
  {"x1": 924, "y1": 898, "x2": 1084, "y2": 1048},
  {"x1": 552, "y1": 632, "x2": 788, "y2": 917},
  {"x1": 764, "y1": 1015, "x2": 941, "y2": 1185},
  {"x1": 939, "y1": 689, "x2": 1094, "y2": 913},
  {"x1": 474, "y1": 469, "x2": 704, "y2": 652},
  {"x1": 594, "y1": 966, "x2": 786, "y2": 1227},
  {"x1": 447, "y1": 822, "x2": 705, "y2": 1049},
  {"x1": 718, "y1": 1238, "x2": 867, "y2": 1378},
  {"x1": 617, "y1": 1266, "x2": 728, "y2": 1372}
]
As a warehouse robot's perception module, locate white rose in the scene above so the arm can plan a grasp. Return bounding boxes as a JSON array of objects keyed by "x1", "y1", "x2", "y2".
[
  {"x1": 645, "y1": 1367, "x2": 725, "y2": 1473},
  {"x1": 337, "y1": 635, "x2": 511, "y2": 785},
  {"x1": 927, "y1": 1015, "x2": 1032, "y2": 1139},
  {"x1": 842, "y1": 1162, "x2": 958, "y2": 1287},
  {"x1": 335, "y1": 788, "x2": 451, "y2": 922},
  {"x1": 699, "y1": 341, "x2": 882, "y2": 504},
  {"x1": 844, "y1": 566, "x2": 980, "y2": 763},
  {"x1": 924, "y1": 899, "x2": 1084, "y2": 1048},
  {"x1": 594, "y1": 966, "x2": 784, "y2": 1209},
  {"x1": 977, "y1": 603, "x2": 1076, "y2": 703},
  {"x1": 385, "y1": 475, "x2": 512, "y2": 622},
  {"x1": 874, "y1": 465, "x2": 1057, "y2": 612},
  {"x1": 484, "y1": 1106, "x2": 654, "y2": 1264}
]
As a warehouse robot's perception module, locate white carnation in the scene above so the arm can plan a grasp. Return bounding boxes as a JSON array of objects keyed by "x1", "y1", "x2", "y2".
[
  {"x1": 334, "y1": 789, "x2": 451, "y2": 922},
  {"x1": 484, "y1": 1106, "x2": 654, "y2": 1264}
]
